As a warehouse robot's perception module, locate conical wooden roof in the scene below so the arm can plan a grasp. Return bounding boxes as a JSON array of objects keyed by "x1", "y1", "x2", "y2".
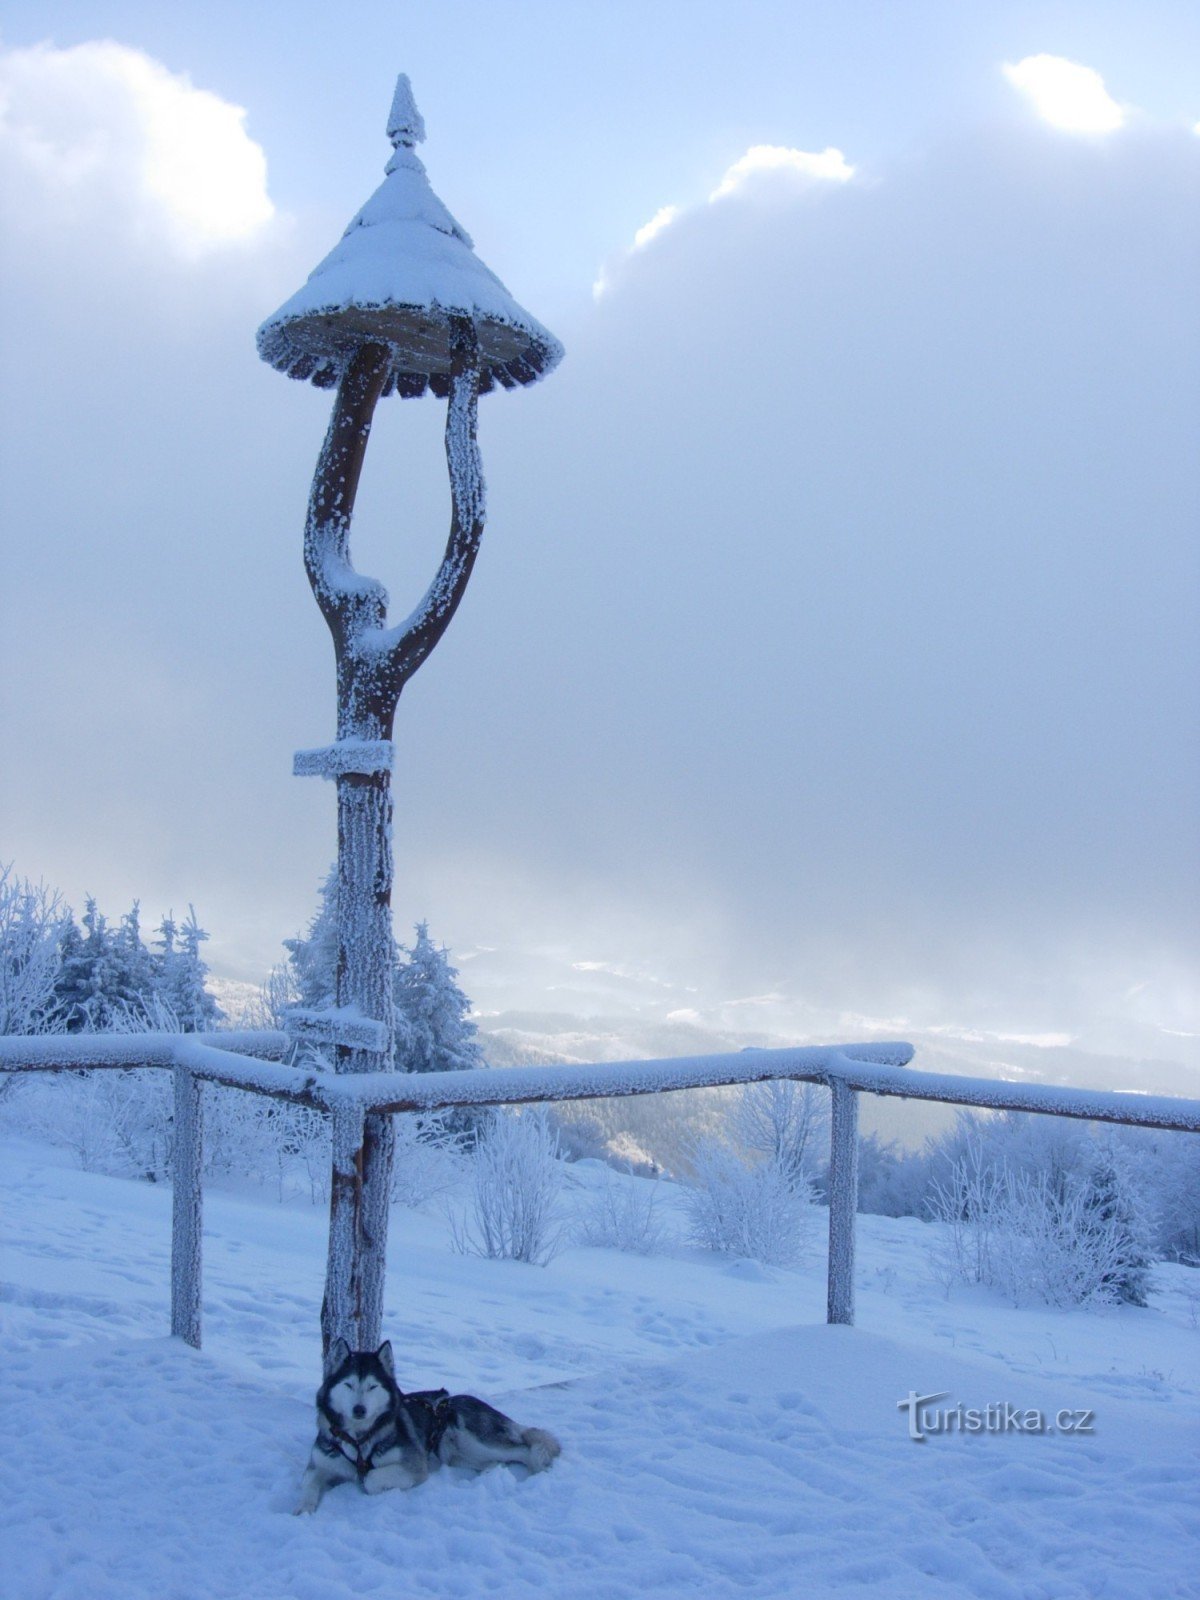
[{"x1": 257, "y1": 76, "x2": 562, "y2": 397}]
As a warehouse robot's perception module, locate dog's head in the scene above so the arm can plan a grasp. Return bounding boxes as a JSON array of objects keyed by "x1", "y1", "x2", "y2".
[{"x1": 318, "y1": 1339, "x2": 400, "y2": 1439}]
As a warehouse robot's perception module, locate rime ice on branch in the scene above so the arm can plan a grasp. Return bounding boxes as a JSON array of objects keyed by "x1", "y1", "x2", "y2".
[{"x1": 256, "y1": 73, "x2": 561, "y2": 1354}]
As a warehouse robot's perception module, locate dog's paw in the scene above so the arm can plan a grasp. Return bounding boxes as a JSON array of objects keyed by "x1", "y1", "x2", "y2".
[{"x1": 523, "y1": 1428, "x2": 562, "y2": 1472}]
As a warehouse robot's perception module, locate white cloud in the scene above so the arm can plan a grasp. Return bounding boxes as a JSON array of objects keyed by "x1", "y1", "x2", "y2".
[
  {"x1": 594, "y1": 144, "x2": 853, "y2": 296},
  {"x1": 0, "y1": 39, "x2": 275, "y2": 252},
  {"x1": 632, "y1": 203, "x2": 681, "y2": 250},
  {"x1": 709, "y1": 143, "x2": 854, "y2": 200},
  {"x1": 1002, "y1": 54, "x2": 1125, "y2": 134}
]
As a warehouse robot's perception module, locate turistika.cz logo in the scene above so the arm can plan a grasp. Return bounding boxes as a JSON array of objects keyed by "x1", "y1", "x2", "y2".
[{"x1": 897, "y1": 1391, "x2": 1095, "y2": 1442}]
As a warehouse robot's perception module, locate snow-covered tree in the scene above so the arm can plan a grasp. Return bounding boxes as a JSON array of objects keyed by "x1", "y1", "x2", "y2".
[
  {"x1": 928, "y1": 1119, "x2": 1160, "y2": 1311},
  {"x1": 157, "y1": 908, "x2": 223, "y2": 1031},
  {"x1": 734, "y1": 1079, "x2": 829, "y2": 1190},
  {"x1": 282, "y1": 868, "x2": 340, "y2": 1013},
  {"x1": 0, "y1": 866, "x2": 67, "y2": 1038},
  {"x1": 54, "y1": 898, "x2": 130, "y2": 1029},
  {"x1": 283, "y1": 880, "x2": 483, "y2": 1077},
  {"x1": 393, "y1": 921, "x2": 485, "y2": 1075},
  {"x1": 1083, "y1": 1138, "x2": 1155, "y2": 1306},
  {"x1": 115, "y1": 903, "x2": 158, "y2": 1007}
]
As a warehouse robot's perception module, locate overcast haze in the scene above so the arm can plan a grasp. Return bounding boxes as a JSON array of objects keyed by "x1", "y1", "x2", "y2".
[{"x1": 1, "y1": 3, "x2": 1197, "y2": 1083}]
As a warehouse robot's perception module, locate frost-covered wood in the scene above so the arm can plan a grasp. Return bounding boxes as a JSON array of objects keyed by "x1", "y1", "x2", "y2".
[
  {"x1": 5, "y1": 1034, "x2": 1198, "y2": 1139},
  {"x1": 6, "y1": 1026, "x2": 1200, "y2": 1354},
  {"x1": 321, "y1": 1099, "x2": 366, "y2": 1353},
  {"x1": 261, "y1": 73, "x2": 564, "y2": 1358},
  {"x1": 315, "y1": 1045, "x2": 1200, "y2": 1134},
  {"x1": 320, "y1": 1043, "x2": 914, "y2": 1113},
  {"x1": 170, "y1": 1064, "x2": 203, "y2": 1349},
  {"x1": 284, "y1": 1007, "x2": 389, "y2": 1054},
  {"x1": 301, "y1": 317, "x2": 490, "y2": 1350},
  {"x1": 174, "y1": 1039, "x2": 326, "y2": 1105},
  {"x1": 826, "y1": 1080, "x2": 859, "y2": 1326},
  {"x1": 0, "y1": 1029, "x2": 290, "y2": 1073},
  {"x1": 293, "y1": 740, "x2": 394, "y2": 779},
  {"x1": 255, "y1": 75, "x2": 562, "y2": 396}
]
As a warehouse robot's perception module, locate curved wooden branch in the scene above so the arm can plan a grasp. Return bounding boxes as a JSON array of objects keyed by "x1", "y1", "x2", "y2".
[
  {"x1": 304, "y1": 343, "x2": 391, "y2": 645},
  {"x1": 360, "y1": 317, "x2": 486, "y2": 696}
]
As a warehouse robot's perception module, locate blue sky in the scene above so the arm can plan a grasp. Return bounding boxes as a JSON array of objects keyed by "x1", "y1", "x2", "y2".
[{"x1": 1, "y1": 3, "x2": 1197, "y2": 1054}]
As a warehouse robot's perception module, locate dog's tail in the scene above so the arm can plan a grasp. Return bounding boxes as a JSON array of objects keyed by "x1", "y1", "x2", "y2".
[{"x1": 521, "y1": 1427, "x2": 562, "y2": 1472}]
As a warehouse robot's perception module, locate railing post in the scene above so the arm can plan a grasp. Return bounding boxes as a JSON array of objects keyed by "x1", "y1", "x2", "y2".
[
  {"x1": 826, "y1": 1077, "x2": 859, "y2": 1326},
  {"x1": 171, "y1": 1063, "x2": 203, "y2": 1348}
]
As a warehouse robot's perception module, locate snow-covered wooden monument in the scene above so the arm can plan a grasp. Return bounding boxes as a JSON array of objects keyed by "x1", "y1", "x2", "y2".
[{"x1": 257, "y1": 75, "x2": 561, "y2": 1352}]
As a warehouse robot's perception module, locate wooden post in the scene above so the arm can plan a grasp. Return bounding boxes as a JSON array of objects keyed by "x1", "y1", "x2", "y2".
[
  {"x1": 171, "y1": 1063, "x2": 203, "y2": 1348},
  {"x1": 322, "y1": 1099, "x2": 367, "y2": 1353},
  {"x1": 826, "y1": 1077, "x2": 859, "y2": 1326},
  {"x1": 304, "y1": 322, "x2": 484, "y2": 1357}
]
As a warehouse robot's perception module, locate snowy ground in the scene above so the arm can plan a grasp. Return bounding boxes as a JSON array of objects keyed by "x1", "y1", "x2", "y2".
[{"x1": 1, "y1": 1136, "x2": 1197, "y2": 1600}]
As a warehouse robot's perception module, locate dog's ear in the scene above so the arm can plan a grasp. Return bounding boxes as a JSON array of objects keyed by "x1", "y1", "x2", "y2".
[
  {"x1": 376, "y1": 1340, "x2": 395, "y2": 1378},
  {"x1": 325, "y1": 1336, "x2": 350, "y2": 1375}
]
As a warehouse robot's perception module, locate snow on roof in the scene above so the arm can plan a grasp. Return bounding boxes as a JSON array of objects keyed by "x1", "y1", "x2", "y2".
[{"x1": 256, "y1": 73, "x2": 562, "y2": 397}]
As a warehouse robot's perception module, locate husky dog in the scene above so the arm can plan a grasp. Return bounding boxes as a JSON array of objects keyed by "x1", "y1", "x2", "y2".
[
  {"x1": 294, "y1": 1338, "x2": 428, "y2": 1513},
  {"x1": 295, "y1": 1341, "x2": 561, "y2": 1513},
  {"x1": 404, "y1": 1387, "x2": 562, "y2": 1475}
]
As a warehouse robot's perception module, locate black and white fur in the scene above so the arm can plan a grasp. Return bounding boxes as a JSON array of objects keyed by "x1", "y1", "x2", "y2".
[
  {"x1": 295, "y1": 1341, "x2": 561, "y2": 1513},
  {"x1": 295, "y1": 1339, "x2": 427, "y2": 1513},
  {"x1": 404, "y1": 1387, "x2": 562, "y2": 1475}
]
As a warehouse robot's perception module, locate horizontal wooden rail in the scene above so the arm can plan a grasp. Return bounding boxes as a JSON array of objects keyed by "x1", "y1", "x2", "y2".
[
  {"x1": 0, "y1": 1030, "x2": 290, "y2": 1073},
  {"x1": 4, "y1": 1034, "x2": 1198, "y2": 1133},
  {"x1": 3, "y1": 1029, "x2": 1198, "y2": 1348}
]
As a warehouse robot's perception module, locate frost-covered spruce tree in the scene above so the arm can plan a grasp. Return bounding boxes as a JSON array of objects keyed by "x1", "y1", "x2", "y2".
[
  {"x1": 156, "y1": 908, "x2": 223, "y2": 1031},
  {"x1": 115, "y1": 903, "x2": 158, "y2": 1009},
  {"x1": 394, "y1": 921, "x2": 488, "y2": 1145},
  {"x1": 282, "y1": 868, "x2": 340, "y2": 1014},
  {"x1": 394, "y1": 922, "x2": 484, "y2": 1073},
  {"x1": 284, "y1": 888, "x2": 483, "y2": 1073},
  {"x1": 54, "y1": 898, "x2": 146, "y2": 1029},
  {"x1": 1083, "y1": 1139, "x2": 1155, "y2": 1306}
]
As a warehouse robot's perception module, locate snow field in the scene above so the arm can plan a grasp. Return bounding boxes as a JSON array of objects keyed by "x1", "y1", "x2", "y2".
[{"x1": 1, "y1": 1138, "x2": 1197, "y2": 1600}]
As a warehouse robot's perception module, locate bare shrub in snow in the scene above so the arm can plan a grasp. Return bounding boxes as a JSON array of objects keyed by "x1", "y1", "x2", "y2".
[
  {"x1": 451, "y1": 1109, "x2": 565, "y2": 1266},
  {"x1": 929, "y1": 1127, "x2": 1155, "y2": 1309},
  {"x1": 389, "y1": 1113, "x2": 465, "y2": 1208},
  {"x1": 246, "y1": 961, "x2": 301, "y2": 1031},
  {"x1": 734, "y1": 1079, "x2": 829, "y2": 1189},
  {"x1": 683, "y1": 1139, "x2": 815, "y2": 1267},
  {"x1": 0, "y1": 866, "x2": 67, "y2": 1042},
  {"x1": 574, "y1": 1170, "x2": 672, "y2": 1254}
]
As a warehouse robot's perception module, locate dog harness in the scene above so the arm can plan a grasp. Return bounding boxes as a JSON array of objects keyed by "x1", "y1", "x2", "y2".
[
  {"x1": 403, "y1": 1388, "x2": 452, "y2": 1454},
  {"x1": 322, "y1": 1421, "x2": 398, "y2": 1478}
]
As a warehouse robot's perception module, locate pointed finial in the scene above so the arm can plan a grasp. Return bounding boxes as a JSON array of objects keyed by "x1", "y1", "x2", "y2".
[{"x1": 387, "y1": 74, "x2": 426, "y2": 148}]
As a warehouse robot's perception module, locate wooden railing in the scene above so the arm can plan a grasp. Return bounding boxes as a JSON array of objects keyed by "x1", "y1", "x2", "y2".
[{"x1": 2, "y1": 1031, "x2": 1198, "y2": 1348}]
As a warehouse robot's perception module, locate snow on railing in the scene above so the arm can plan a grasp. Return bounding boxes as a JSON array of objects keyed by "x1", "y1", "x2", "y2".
[{"x1": 2, "y1": 1030, "x2": 1198, "y2": 1349}]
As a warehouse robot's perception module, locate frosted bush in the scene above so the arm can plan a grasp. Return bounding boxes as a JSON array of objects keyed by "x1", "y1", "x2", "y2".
[
  {"x1": 734, "y1": 1079, "x2": 829, "y2": 1189},
  {"x1": 390, "y1": 1113, "x2": 465, "y2": 1208},
  {"x1": 574, "y1": 1171, "x2": 671, "y2": 1254},
  {"x1": 452, "y1": 1109, "x2": 565, "y2": 1266},
  {"x1": 929, "y1": 1129, "x2": 1154, "y2": 1309},
  {"x1": 0, "y1": 865, "x2": 67, "y2": 1044},
  {"x1": 683, "y1": 1140, "x2": 815, "y2": 1268}
]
